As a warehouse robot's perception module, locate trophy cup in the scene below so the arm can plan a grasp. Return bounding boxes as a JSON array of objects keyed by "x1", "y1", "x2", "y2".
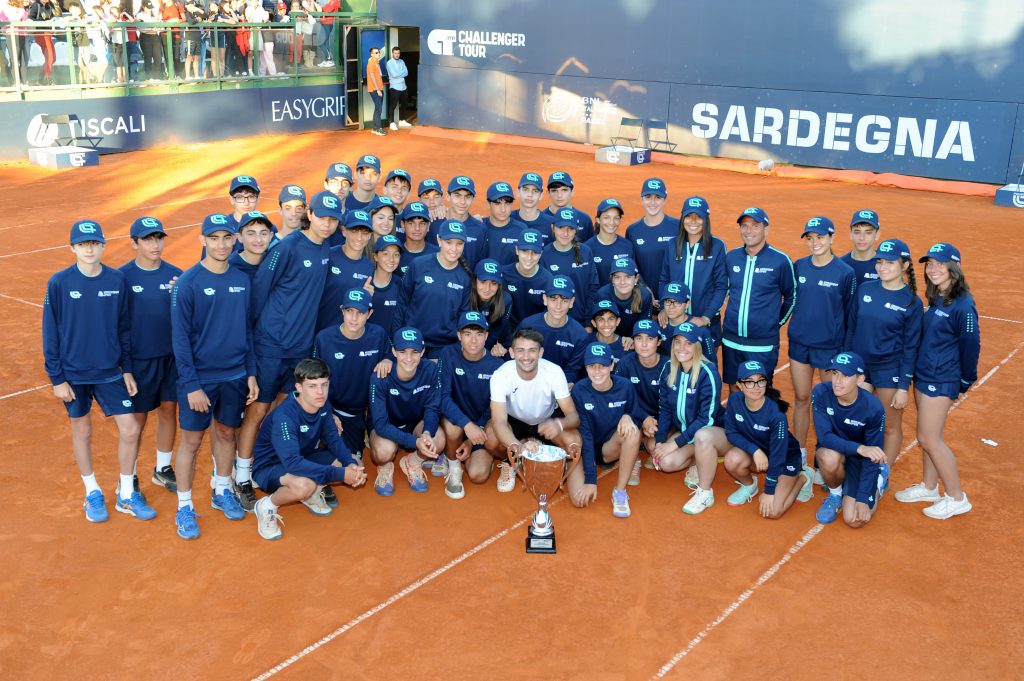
[{"x1": 508, "y1": 439, "x2": 581, "y2": 554}]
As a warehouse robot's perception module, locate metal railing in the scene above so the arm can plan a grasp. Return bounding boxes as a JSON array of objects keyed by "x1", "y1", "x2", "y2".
[{"x1": 0, "y1": 12, "x2": 373, "y2": 95}]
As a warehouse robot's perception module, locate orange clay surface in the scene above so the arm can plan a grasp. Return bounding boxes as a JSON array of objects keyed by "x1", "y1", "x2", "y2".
[{"x1": 0, "y1": 127, "x2": 1021, "y2": 680}]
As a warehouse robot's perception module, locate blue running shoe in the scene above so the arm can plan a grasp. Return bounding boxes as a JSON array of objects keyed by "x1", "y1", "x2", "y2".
[
  {"x1": 400, "y1": 455, "x2": 429, "y2": 493},
  {"x1": 83, "y1": 490, "x2": 108, "y2": 523},
  {"x1": 375, "y1": 461, "x2": 395, "y2": 496},
  {"x1": 877, "y1": 463, "x2": 891, "y2": 500},
  {"x1": 815, "y1": 493, "x2": 842, "y2": 524},
  {"x1": 115, "y1": 490, "x2": 158, "y2": 520},
  {"x1": 212, "y1": 489, "x2": 246, "y2": 521},
  {"x1": 176, "y1": 506, "x2": 201, "y2": 540}
]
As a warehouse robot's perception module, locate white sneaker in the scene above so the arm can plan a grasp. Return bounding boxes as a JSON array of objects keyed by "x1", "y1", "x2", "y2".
[
  {"x1": 432, "y1": 456, "x2": 449, "y2": 478},
  {"x1": 255, "y1": 497, "x2": 284, "y2": 540},
  {"x1": 612, "y1": 488, "x2": 631, "y2": 518},
  {"x1": 813, "y1": 468, "x2": 825, "y2": 486},
  {"x1": 300, "y1": 485, "x2": 333, "y2": 516},
  {"x1": 445, "y1": 460, "x2": 465, "y2": 500},
  {"x1": 684, "y1": 464, "x2": 699, "y2": 489},
  {"x1": 683, "y1": 487, "x2": 714, "y2": 515},
  {"x1": 628, "y1": 458, "x2": 641, "y2": 486},
  {"x1": 398, "y1": 120, "x2": 412, "y2": 128},
  {"x1": 497, "y1": 461, "x2": 515, "y2": 492},
  {"x1": 923, "y1": 493, "x2": 972, "y2": 519},
  {"x1": 796, "y1": 466, "x2": 815, "y2": 503},
  {"x1": 895, "y1": 482, "x2": 941, "y2": 503},
  {"x1": 389, "y1": 122, "x2": 398, "y2": 131}
]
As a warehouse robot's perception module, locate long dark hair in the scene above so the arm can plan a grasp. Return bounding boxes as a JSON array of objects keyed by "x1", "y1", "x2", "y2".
[
  {"x1": 675, "y1": 212, "x2": 714, "y2": 260},
  {"x1": 765, "y1": 381, "x2": 790, "y2": 414},
  {"x1": 469, "y1": 277, "x2": 507, "y2": 325},
  {"x1": 924, "y1": 261, "x2": 970, "y2": 306},
  {"x1": 901, "y1": 256, "x2": 918, "y2": 305}
]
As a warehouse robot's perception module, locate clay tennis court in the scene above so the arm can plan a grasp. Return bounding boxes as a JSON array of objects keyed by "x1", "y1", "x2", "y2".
[{"x1": 1, "y1": 128, "x2": 1021, "y2": 680}]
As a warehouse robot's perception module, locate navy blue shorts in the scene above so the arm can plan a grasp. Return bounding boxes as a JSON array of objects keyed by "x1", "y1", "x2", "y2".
[
  {"x1": 333, "y1": 407, "x2": 369, "y2": 457},
  {"x1": 255, "y1": 355, "x2": 302, "y2": 404},
  {"x1": 721, "y1": 341, "x2": 779, "y2": 386},
  {"x1": 788, "y1": 340, "x2": 839, "y2": 370},
  {"x1": 131, "y1": 355, "x2": 178, "y2": 413},
  {"x1": 915, "y1": 380, "x2": 960, "y2": 401},
  {"x1": 842, "y1": 454, "x2": 881, "y2": 510},
  {"x1": 253, "y1": 446, "x2": 337, "y2": 494},
  {"x1": 863, "y1": 364, "x2": 901, "y2": 390},
  {"x1": 63, "y1": 378, "x2": 135, "y2": 419},
  {"x1": 177, "y1": 377, "x2": 248, "y2": 431}
]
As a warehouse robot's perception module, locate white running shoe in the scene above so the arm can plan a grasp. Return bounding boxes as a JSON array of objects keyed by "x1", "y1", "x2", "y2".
[
  {"x1": 445, "y1": 460, "x2": 465, "y2": 500},
  {"x1": 684, "y1": 464, "x2": 699, "y2": 489},
  {"x1": 796, "y1": 466, "x2": 815, "y2": 503},
  {"x1": 895, "y1": 482, "x2": 941, "y2": 503},
  {"x1": 389, "y1": 122, "x2": 398, "y2": 131},
  {"x1": 628, "y1": 458, "x2": 642, "y2": 486},
  {"x1": 683, "y1": 487, "x2": 714, "y2": 515},
  {"x1": 300, "y1": 485, "x2": 333, "y2": 516},
  {"x1": 497, "y1": 461, "x2": 515, "y2": 492},
  {"x1": 398, "y1": 120, "x2": 412, "y2": 128},
  {"x1": 255, "y1": 497, "x2": 284, "y2": 541},
  {"x1": 923, "y1": 493, "x2": 972, "y2": 519},
  {"x1": 612, "y1": 488, "x2": 631, "y2": 518}
]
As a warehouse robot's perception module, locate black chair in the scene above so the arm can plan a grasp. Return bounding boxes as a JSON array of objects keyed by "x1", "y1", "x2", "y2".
[
  {"x1": 40, "y1": 114, "x2": 103, "y2": 149},
  {"x1": 646, "y1": 119, "x2": 676, "y2": 152},
  {"x1": 610, "y1": 117, "x2": 645, "y2": 148}
]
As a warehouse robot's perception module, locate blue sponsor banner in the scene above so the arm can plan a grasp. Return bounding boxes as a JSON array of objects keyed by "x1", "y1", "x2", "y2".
[
  {"x1": 3, "y1": 83, "x2": 346, "y2": 161},
  {"x1": 667, "y1": 84, "x2": 1018, "y2": 183}
]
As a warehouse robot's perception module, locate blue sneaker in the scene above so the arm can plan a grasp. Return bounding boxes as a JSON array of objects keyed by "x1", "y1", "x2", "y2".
[
  {"x1": 375, "y1": 461, "x2": 395, "y2": 497},
  {"x1": 176, "y1": 506, "x2": 201, "y2": 540},
  {"x1": 815, "y1": 493, "x2": 842, "y2": 524},
  {"x1": 83, "y1": 490, "x2": 108, "y2": 523},
  {"x1": 877, "y1": 463, "x2": 891, "y2": 499},
  {"x1": 115, "y1": 490, "x2": 158, "y2": 520},
  {"x1": 212, "y1": 489, "x2": 246, "y2": 521}
]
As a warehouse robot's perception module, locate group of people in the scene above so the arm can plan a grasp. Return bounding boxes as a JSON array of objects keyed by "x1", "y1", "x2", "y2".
[
  {"x1": 0, "y1": 0, "x2": 341, "y2": 86},
  {"x1": 42, "y1": 155, "x2": 981, "y2": 542}
]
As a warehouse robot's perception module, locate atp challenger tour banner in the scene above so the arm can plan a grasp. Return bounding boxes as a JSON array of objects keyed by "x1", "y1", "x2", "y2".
[
  {"x1": 380, "y1": 0, "x2": 1022, "y2": 184},
  {"x1": 0, "y1": 83, "x2": 346, "y2": 160}
]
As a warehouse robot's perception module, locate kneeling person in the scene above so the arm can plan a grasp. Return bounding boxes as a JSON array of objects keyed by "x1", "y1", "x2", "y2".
[{"x1": 252, "y1": 358, "x2": 367, "y2": 540}]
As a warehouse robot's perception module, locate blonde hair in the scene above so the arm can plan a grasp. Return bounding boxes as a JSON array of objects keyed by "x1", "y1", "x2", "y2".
[{"x1": 667, "y1": 336, "x2": 704, "y2": 390}]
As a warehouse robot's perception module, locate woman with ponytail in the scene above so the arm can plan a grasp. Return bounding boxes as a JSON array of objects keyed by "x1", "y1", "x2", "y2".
[
  {"x1": 594, "y1": 257, "x2": 652, "y2": 339},
  {"x1": 469, "y1": 259, "x2": 514, "y2": 357},
  {"x1": 585, "y1": 198, "x2": 635, "y2": 284},
  {"x1": 541, "y1": 210, "x2": 599, "y2": 325}
]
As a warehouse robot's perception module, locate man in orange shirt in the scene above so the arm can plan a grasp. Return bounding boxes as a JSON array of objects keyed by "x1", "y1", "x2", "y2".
[{"x1": 367, "y1": 46, "x2": 385, "y2": 136}]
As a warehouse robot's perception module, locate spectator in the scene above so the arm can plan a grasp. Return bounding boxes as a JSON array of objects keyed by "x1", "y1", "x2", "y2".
[
  {"x1": 108, "y1": 0, "x2": 134, "y2": 83},
  {"x1": 366, "y1": 45, "x2": 384, "y2": 136},
  {"x1": 1, "y1": 0, "x2": 29, "y2": 86},
  {"x1": 245, "y1": 0, "x2": 274, "y2": 75},
  {"x1": 65, "y1": 0, "x2": 93, "y2": 83},
  {"x1": 207, "y1": 0, "x2": 233, "y2": 77},
  {"x1": 317, "y1": 0, "x2": 335, "y2": 66},
  {"x1": 181, "y1": 0, "x2": 203, "y2": 79},
  {"x1": 28, "y1": 0, "x2": 61, "y2": 85},
  {"x1": 299, "y1": 0, "x2": 318, "y2": 68},
  {"x1": 136, "y1": 0, "x2": 165, "y2": 80},
  {"x1": 161, "y1": 0, "x2": 187, "y2": 78},
  {"x1": 386, "y1": 46, "x2": 412, "y2": 131}
]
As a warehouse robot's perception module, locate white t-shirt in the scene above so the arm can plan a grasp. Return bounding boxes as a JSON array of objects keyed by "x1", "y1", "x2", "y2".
[{"x1": 490, "y1": 358, "x2": 570, "y2": 426}]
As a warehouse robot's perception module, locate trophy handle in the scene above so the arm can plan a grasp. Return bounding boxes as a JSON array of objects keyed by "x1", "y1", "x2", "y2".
[
  {"x1": 507, "y1": 443, "x2": 528, "y2": 491},
  {"x1": 558, "y1": 442, "x2": 582, "y2": 491}
]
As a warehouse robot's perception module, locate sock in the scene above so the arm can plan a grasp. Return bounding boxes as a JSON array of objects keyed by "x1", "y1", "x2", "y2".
[
  {"x1": 262, "y1": 497, "x2": 279, "y2": 514},
  {"x1": 800, "y1": 447, "x2": 808, "y2": 467},
  {"x1": 215, "y1": 475, "x2": 231, "y2": 495},
  {"x1": 177, "y1": 490, "x2": 193, "y2": 509},
  {"x1": 156, "y1": 450, "x2": 173, "y2": 469},
  {"x1": 409, "y1": 451, "x2": 423, "y2": 466},
  {"x1": 119, "y1": 474, "x2": 134, "y2": 500},
  {"x1": 828, "y1": 485, "x2": 843, "y2": 497},
  {"x1": 211, "y1": 455, "x2": 218, "y2": 477},
  {"x1": 132, "y1": 459, "x2": 138, "y2": 476},
  {"x1": 82, "y1": 473, "x2": 101, "y2": 494},
  {"x1": 235, "y1": 456, "x2": 252, "y2": 483}
]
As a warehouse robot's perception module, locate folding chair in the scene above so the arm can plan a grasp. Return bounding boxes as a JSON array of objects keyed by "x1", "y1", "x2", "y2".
[
  {"x1": 40, "y1": 114, "x2": 103, "y2": 149},
  {"x1": 646, "y1": 119, "x2": 676, "y2": 152},
  {"x1": 610, "y1": 117, "x2": 645, "y2": 148}
]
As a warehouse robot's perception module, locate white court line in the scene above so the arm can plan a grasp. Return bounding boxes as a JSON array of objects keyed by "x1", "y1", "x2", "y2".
[
  {"x1": 251, "y1": 467, "x2": 614, "y2": 681},
  {"x1": 0, "y1": 384, "x2": 48, "y2": 400},
  {"x1": 0, "y1": 195, "x2": 226, "y2": 232},
  {"x1": 980, "y1": 315, "x2": 1023, "y2": 325},
  {"x1": 650, "y1": 524, "x2": 824, "y2": 679},
  {"x1": 0, "y1": 292, "x2": 42, "y2": 308},
  {"x1": 774, "y1": 362, "x2": 790, "y2": 375}
]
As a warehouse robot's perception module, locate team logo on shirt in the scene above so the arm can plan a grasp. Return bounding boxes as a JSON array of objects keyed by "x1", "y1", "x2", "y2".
[
  {"x1": 303, "y1": 260, "x2": 312, "y2": 268},
  {"x1": 863, "y1": 294, "x2": 872, "y2": 303},
  {"x1": 636, "y1": 238, "x2": 645, "y2": 245},
  {"x1": 334, "y1": 352, "x2": 344, "y2": 359},
  {"x1": 455, "y1": 368, "x2": 465, "y2": 375},
  {"x1": 507, "y1": 284, "x2": 518, "y2": 292},
  {"x1": 798, "y1": 276, "x2": 806, "y2": 284},
  {"x1": 389, "y1": 388, "x2": 400, "y2": 395},
  {"x1": 629, "y1": 376, "x2": 639, "y2": 384},
  {"x1": 424, "y1": 276, "x2": 435, "y2": 284},
  {"x1": 300, "y1": 425, "x2": 310, "y2": 433},
  {"x1": 132, "y1": 285, "x2": 144, "y2": 293},
  {"x1": 826, "y1": 407, "x2": 835, "y2": 415},
  {"x1": 584, "y1": 402, "x2": 594, "y2": 410},
  {"x1": 203, "y1": 288, "x2": 216, "y2": 296},
  {"x1": 734, "y1": 414, "x2": 745, "y2": 422},
  {"x1": 229, "y1": 286, "x2": 245, "y2": 293},
  {"x1": 69, "y1": 291, "x2": 82, "y2": 299},
  {"x1": 550, "y1": 265, "x2": 560, "y2": 271},
  {"x1": 122, "y1": 399, "x2": 132, "y2": 407},
  {"x1": 786, "y1": 465, "x2": 796, "y2": 473},
  {"x1": 732, "y1": 265, "x2": 740, "y2": 273},
  {"x1": 331, "y1": 267, "x2": 341, "y2": 275}
]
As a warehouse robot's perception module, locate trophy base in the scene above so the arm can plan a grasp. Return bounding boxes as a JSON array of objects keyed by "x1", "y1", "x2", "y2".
[{"x1": 526, "y1": 528, "x2": 556, "y2": 554}]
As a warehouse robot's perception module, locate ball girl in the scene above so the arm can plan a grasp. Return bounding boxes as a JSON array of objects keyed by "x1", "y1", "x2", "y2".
[
  {"x1": 594, "y1": 257, "x2": 652, "y2": 339},
  {"x1": 541, "y1": 210, "x2": 599, "y2": 325},
  {"x1": 368, "y1": 234, "x2": 403, "y2": 336},
  {"x1": 584, "y1": 198, "x2": 635, "y2": 284},
  {"x1": 501, "y1": 229, "x2": 551, "y2": 329},
  {"x1": 468, "y1": 259, "x2": 514, "y2": 357}
]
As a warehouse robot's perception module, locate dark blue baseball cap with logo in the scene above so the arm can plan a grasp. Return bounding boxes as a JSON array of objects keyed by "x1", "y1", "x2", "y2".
[
  {"x1": 374, "y1": 234, "x2": 404, "y2": 253},
  {"x1": 278, "y1": 184, "x2": 307, "y2": 204},
  {"x1": 850, "y1": 209, "x2": 879, "y2": 229},
  {"x1": 341, "y1": 287, "x2": 372, "y2": 312},
  {"x1": 130, "y1": 216, "x2": 165, "y2": 239},
  {"x1": 400, "y1": 202, "x2": 431, "y2": 222},
  {"x1": 547, "y1": 171, "x2": 573, "y2": 189},
  {"x1": 828, "y1": 351, "x2": 866, "y2": 376},
  {"x1": 660, "y1": 282, "x2": 690, "y2": 303},
  {"x1": 325, "y1": 163, "x2": 352, "y2": 182},
  {"x1": 590, "y1": 299, "x2": 618, "y2": 319},
  {"x1": 546, "y1": 275, "x2": 576, "y2": 298},
  {"x1": 516, "y1": 229, "x2": 544, "y2": 253},
  {"x1": 487, "y1": 182, "x2": 515, "y2": 202},
  {"x1": 393, "y1": 326, "x2": 424, "y2": 352},
  {"x1": 229, "y1": 175, "x2": 260, "y2": 194},
  {"x1": 681, "y1": 196, "x2": 709, "y2": 219},
  {"x1": 875, "y1": 238, "x2": 910, "y2": 261},
  {"x1": 737, "y1": 360, "x2": 768, "y2": 381},
  {"x1": 918, "y1": 242, "x2": 961, "y2": 264},
  {"x1": 343, "y1": 209, "x2": 372, "y2": 230},
  {"x1": 584, "y1": 342, "x2": 614, "y2": 366},
  {"x1": 551, "y1": 208, "x2": 578, "y2": 229},
  {"x1": 418, "y1": 178, "x2": 442, "y2": 195},
  {"x1": 437, "y1": 220, "x2": 468, "y2": 241},
  {"x1": 641, "y1": 177, "x2": 667, "y2": 198},
  {"x1": 368, "y1": 195, "x2": 398, "y2": 215},
  {"x1": 610, "y1": 257, "x2": 637, "y2": 276},
  {"x1": 633, "y1": 318, "x2": 661, "y2": 338},
  {"x1": 310, "y1": 190, "x2": 343, "y2": 220},
  {"x1": 596, "y1": 198, "x2": 624, "y2": 216},
  {"x1": 355, "y1": 154, "x2": 381, "y2": 173},
  {"x1": 201, "y1": 213, "x2": 233, "y2": 236},
  {"x1": 474, "y1": 258, "x2": 503, "y2": 283},
  {"x1": 519, "y1": 172, "x2": 543, "y2": 189},
  {"x1": 737, "y1": 207, "x2": 769, "y2": 225},
  {"x1": 447, "y1": 175, "x2": 476, "y2": 195},
  {"x1": 801, "y1": 216, "x2": 835, "y2": 237},
  {"x1": 239, "y1": 211, "x2": 276, "y2": 231},
  {"x1": 70, "y1": 219, "x2": 105, "y2": 244},
  {"x1": 385, "y1": 168, "x2": 412, "y2": 185},
  {"x1": 458, "y1": 310, "x2": 490, "y2": 331}
]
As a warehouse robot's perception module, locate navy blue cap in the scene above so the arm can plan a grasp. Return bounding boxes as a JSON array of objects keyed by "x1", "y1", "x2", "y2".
[
  {"x1": 385, "y1": 168, "x2": 412, "y2": 185},
  {"x1": 310, "y1": 190, "x2": 343, "y2": 220},
  {"x1": 374, "y1": 234, "x2": 404, "y2": 253},
  {"x1": 458, "y1": 310, "x2": 490, "y2": 331},
  {"x1": 516, "y1": 229, "x2": 544, "y2": 252},
  {"x1": 278, "y1": 184, "x2": 307, "y2": 204},
  {"x1": 343, "y1": 209, "x2": 372, "y2": 230},
  {"x1": 70, "y1": 219, "x2": 105, "y2": 244},
  {"x1": 487, "y1": 182, "x2": 515, "y2": 202},
  {"x1": 325, "y1": 163, "x2": 352, "y2": 182},
  {"x1": 828, "y1": 351, "x2": 866, "y2": 376},
  {"x1": 229, "y1": 175, "x2": 260, "y2": 194},
  {"x1": 437, "y1": 220, "x2": 468, "y2": 241},
  {"x1": 368, "y1": 195, "x2": 398, "y2": 215},
  {"x1": 590, "y1": 299, "x2": 618, "y2": 319},
  {"x1": 802, "y1": 216, "x2": 835, "y2": 237},
  {"x1": 610, "y1": 257, "x2": 637, "y2": 276},
  {"x1": 201, "y1": 213, "x2": 233, "y2": 236},
  {"x1": 547, "y1": 171, "x2": 573, "y2": 188},
  {"x1": 737, "y1": 207, "x2": 769, "y2": 225},
  {"x1": 341, "y1": 287, "x2": 372, "y2": 312},
  {"x1": 596, "y1": 198, "x2": 624, "y2": 216},
  {"x1": 660, "y1": 282, "x2": 690, "y2": 303},
  {"x1": 400, "y1": 202, "x2": 430, "y2": 222},
  {"x1": 551, "y1": 208, "x2": 578, "y2": 228},
  {"x1": 632, "y1": 318, "x2": 661, "y2": 338},
  {"x1": 418, "y1": 178, "x2": 442, "y2": 195},
  {"x1": 919, "y1": 242, "x2": 961, "y2": 264},
  {"x1": 447, "y1": 175, "x2": 476, "y2": 195},
  {"x1": 355, "y1": 154, "x2": 381, "y2": 172},
  {"x1": 681, "y1": 196, "x2": 709, "y2": 219},
  {"x1": 670, "y1": 322, "x2": 702, "y2": 344},
  {"x1": 641, "y1": 177, "x2": 666, "y2": 198},
  {"x1": 545, "y1": 275, "x2": 576, "y2": 298},
  {"x1": 238, "y1": 211, "x2": 275, "y2": 230},
  {"x1": 130, "y1": 216, "x2": 164, "y2": 239},
  {"x1": 474, "y1": 258, "x2": 502, "y2": 282},
  {"x1": 584, "y1": 342, "x2": 614, "y2": 366},
  {"x1": 393, "y1": 326, "x2": 424, "y2": 352},
  {"x1": 737, "y1": 360, "x2": 768, "y2": 381},
  {"x1": 876, "y1": 238, "x2": 911, "y2": 261},
  {"x1": 519, "y1": 172, "x2": 543, "y2": 189},
  {"x1": 851, "y1": 209, "x2": 879, "y2": 229}
]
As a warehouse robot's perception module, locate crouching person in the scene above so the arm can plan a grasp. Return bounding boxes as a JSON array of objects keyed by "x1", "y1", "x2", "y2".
[{"x1": 252, "y1": 358, "x2": 367, "y2": 540}]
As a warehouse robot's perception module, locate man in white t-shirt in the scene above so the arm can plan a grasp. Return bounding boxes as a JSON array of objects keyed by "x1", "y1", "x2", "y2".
[{"x1": 490, "y1": 328, "x2": 582, "y2": 492}]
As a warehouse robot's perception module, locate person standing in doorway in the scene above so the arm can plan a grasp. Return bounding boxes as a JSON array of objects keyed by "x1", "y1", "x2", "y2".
[
  {"x1": 366, "y1": 46, "x2": 385, "y2": 136},
  {"x1": 386, "y1": 46, "x2": 412, "y2": 131}
]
